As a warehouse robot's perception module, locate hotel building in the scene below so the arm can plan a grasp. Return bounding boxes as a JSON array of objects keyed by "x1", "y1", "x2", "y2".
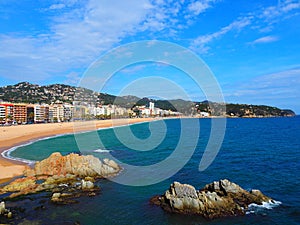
[{"x1": 14, "y1": 103, "x2": 27, "y2": 124}]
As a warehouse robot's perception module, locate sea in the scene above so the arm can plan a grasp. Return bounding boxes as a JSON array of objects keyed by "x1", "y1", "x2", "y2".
[{"x1": 2, "y1": 117, "x2": 300, "y2": 225}]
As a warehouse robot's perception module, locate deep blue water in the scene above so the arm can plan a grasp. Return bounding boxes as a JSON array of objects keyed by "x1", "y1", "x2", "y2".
[{"x1": 5, "y1": 117, "x2": 300, "y2": 224}]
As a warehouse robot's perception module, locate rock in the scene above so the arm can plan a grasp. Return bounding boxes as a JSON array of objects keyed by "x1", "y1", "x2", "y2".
[
  {"x1": 52, "y1": 192, "x2": 61, "y2": 199},
  {"x1": 0, "y1": 201, "x2": 13, "y2": 219},
  {"x1": 204, "y1": 179, "x2": 245, "y2": 194},
  {"x1": 0, "y1": 152, "x2": 118, "y2": 216},
  {"x1": 151, "y1": 179, "x2": 275, "y2": 219},
  {"x1": 0, "y1": 177, "x2": 36, "y2": 193},
  {"x1": 7, "y1": 211, "x2": 12, "y2": 218},
  {"x1": 0, "y1": 201, "x2": 5, "y2": 215},
  {"x1": 25, "y1": 152, "x2": 121, "y2": 178},
  {"x1": 81, "y1": 180, "x2": 94, "y2": 190},
  {"x1": 0, "y1": 177, "x2": 41, "y2": 198},
  {"x1": 103, "y1": 158, "x2": 119, "y2": 170},
  {"x1": 84, "y1": 176, "x2": 95, "y2": 182},
  {"x1": 51, "y1": 192, "x2": 64, "y2": 203}
]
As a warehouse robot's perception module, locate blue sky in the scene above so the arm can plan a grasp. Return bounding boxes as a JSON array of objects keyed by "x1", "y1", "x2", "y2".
[{"x1": 0, "y1": 0, "x2": 300, "y2": 113}]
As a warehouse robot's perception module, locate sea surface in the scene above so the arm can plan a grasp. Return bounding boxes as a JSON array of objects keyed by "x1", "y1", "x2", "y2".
[{"x1": 4, "y1": 117, "x2": 300, "y2": 225}]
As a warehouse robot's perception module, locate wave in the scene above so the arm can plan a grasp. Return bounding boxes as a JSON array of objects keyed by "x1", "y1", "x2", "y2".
[
  {"x1": 246, "y1": 200, "x2": 282, "y2": 214},
  {"x1": 0, "y1": 133, "x2": 74, "y2": 165},
  {"x1": 1, "y1": 144, "x2": 36, "y2": 165},
  {"x1": 93, "y1": 149, "x2": 111, "y2": 153}
]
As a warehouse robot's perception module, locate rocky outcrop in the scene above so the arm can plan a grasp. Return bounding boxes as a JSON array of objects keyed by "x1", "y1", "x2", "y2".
[
  {"x1": 0, "y1": 152, "x2": 120, "y2": 199},
  {"x1": 150, "y1": 179, "x2": 277, "y2": 219},
  {"x1": 25, "y1": 152, "x2": 121, "y2": 178}
]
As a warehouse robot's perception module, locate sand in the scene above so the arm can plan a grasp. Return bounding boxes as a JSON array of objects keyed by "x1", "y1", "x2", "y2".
[{"x1": 0, "y1": 118, "x2": 156, "y2": 182}]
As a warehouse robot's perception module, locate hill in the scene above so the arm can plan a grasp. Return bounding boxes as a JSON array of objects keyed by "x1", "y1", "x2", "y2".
[{"x1": 0, "y1": 82, "x2": 296, "y2": 117}]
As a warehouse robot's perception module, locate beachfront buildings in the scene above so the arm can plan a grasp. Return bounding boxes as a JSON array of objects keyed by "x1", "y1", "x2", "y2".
[
  {"x1": 48, "y1": 103, "x2": 74, "y2": 122},
  {"x1": 0, "y1": 103, "x2": 14, "y2": 123},
  {"x1": 13, "y1": 103, "x2": 27, "y2": 124},
  {"x1": 0, "y1": 100, "x2": 180, "y2": 125},
  {"x1": 133, "y1": 102, "x2": 182, "y2": 117},
  {"x1": 87, "y1": 105, "x2": 130, "y2": 118},
  {"x1": 0, "y1": 102, "x2": 75, "y2": 124},
  {"x1": 34, "y1": 104, "x2": 49, "y2": 123}
]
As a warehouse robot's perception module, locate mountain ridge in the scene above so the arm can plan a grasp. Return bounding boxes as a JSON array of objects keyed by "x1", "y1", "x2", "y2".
[{"x1": 0, "y1": 82, "x2": 296, "y2": 117}]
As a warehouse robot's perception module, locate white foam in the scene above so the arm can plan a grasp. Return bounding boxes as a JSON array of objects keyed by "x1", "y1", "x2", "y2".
[
  {"x1": 1, "y1": 129, "x2": 94, "y2": 165},
  {"x1": 247, "y1": 200, "x2": 282, "y2": 214},
  {"x1": 1, "y1": 143, "x2": 37, "y2": 165},
  {"x1": 93, "y1": 149, "x2": 111, "y2": 153}
]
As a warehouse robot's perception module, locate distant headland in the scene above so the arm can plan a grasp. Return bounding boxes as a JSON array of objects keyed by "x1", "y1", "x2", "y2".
[{"x1": 0, "y1": 82, "x2": 295, "y2": 124}]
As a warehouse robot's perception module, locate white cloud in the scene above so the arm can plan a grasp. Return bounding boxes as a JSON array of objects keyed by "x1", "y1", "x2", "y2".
[
  {"x1": 64, "y1": 71, "x2": 82, "y2": 85},
  {"x1": 225, "y1": 68, "x2": 300, "y2": 110},
  {"x1": 226, "y1": 69, "x2": 300, "y2": 101},
  {"x1": 1, "y1": 0, "x2": 222, "y2": 84},
  {"x1": 191, "y1": 0, "x2": 300, "y2": 53},
  {"x1": 49, "y1": 4, "x2": 66, "y2": 10},
  {"x1": 191, "y1": 17, "x2": 252, "y2": 53},
  {"x1": 250, "y1": 35, "x2": 279, "y2": 45},
  {"x1": 120, "y1": 64, "x2": 147, "y2": 74},
  {"x1": 257, "y1": 0, "x2": 300, "y2": 32},
  {"x1": 0, "y1": 0, "x2": 151, "y2": 83},
  {"x1": 188, "y1": 0, "x2": 212, "y2": 15},
  {"x1": 262, "y1": 0, "x2": 300, "y2": 20}
]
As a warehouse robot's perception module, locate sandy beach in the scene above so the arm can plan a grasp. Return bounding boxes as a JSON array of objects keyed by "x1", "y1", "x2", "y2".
[{"x1": 0, "y1": 118, "x2": 155, "y2": 182}]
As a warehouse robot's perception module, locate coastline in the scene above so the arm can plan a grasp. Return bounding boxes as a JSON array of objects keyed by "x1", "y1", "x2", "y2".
[{"x1": 0, "y1": 118, "x2": 156, "y2": 182}]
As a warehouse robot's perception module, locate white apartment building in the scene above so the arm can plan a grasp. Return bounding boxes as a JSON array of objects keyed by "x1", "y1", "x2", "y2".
[
  {"x1": 63, "y1": 104, "x2": 74, "y2": 121},
  {"x1": 0, "y1": 105, "x2": 5, "y2": 120},
  {"x1": 49, "y1": 104, "x2": 64, "y2": 122},
  {"x1": 34, "y1": 104, "x2": 49, "y2": 123}
]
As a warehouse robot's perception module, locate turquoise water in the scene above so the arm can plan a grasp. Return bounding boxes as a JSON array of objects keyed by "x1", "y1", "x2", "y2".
[{"x1": 5, "y1": 117, "x2": 300, "y2": 224}]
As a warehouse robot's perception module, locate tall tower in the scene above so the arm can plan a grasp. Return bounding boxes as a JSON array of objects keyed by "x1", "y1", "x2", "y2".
[{"x1": 149, "y1": 102, "x2": 154, "y2": 115}]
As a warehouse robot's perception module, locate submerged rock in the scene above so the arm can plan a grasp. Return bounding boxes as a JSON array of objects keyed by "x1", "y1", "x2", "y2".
[{"x1": 150, "y1": 179, "x2": 276, "y2": 219}]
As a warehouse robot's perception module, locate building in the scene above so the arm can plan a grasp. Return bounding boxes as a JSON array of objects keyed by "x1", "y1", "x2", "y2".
[
  {"x1": 14, "y1": 103, "x2": 27, "y2": 124},
  {"x1": 26, "y1": 105, "x2": 34, "y2": 123},
  {"x1": 73, "y1": 105, "x2": 86, "y2": 120},
  {"x1": 63, "y1": 104, "x2": 74, "y2": 121},
  {"x1": 200, "y1": 112, "x2": 210, "y2": 117},
  {"x1": 149, "y1": 102, "x2": 155, "y2": 115},
  {"x1": 34, "y1": 104, "x2": 49, "y2": 123},
  {"x1": 49, "y1": 104, "x2": 64, "y2": 122},
  {"x1": 0, "y1": 103, "x2": 14, "y2": 123},
  {"x1": 0, "y1": 105, "x2": 5, "y2": 121}
]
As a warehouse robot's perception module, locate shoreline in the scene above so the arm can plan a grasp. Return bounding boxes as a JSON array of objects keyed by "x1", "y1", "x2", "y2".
[{"x1": 0, "y1": 118, "x2": 157, "y2": 182}]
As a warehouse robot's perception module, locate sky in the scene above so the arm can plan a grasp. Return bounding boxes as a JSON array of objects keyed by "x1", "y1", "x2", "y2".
[{"x1": 0, "y1": 0, "x2": 300, "y2": 113}]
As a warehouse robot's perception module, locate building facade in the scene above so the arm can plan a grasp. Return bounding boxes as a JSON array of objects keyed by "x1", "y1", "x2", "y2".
[{"x1": 14, "y1": 103, "x2": 27, "y2": 124}]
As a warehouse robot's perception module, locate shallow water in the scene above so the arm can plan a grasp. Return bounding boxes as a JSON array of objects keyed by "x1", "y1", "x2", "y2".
[{"x1": 4, "y1": 117, "x2": 300, "y2": 224}]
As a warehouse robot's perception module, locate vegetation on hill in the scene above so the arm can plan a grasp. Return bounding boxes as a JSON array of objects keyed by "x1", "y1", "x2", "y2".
[{"x1": 0, "y1": 82, "x2": 296, "y2": 117}]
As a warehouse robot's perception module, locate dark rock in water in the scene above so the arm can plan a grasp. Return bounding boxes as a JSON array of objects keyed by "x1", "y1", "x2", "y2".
[{"x1": 150, "y1": 179, "x2": 276, "y2": 219}]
